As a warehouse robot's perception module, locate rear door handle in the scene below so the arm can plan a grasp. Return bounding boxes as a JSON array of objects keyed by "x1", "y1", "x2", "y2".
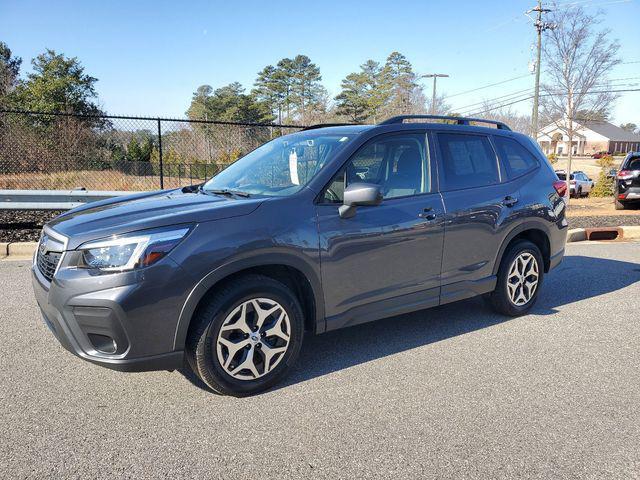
[
  {"x1": 418, "y1": 207, "x2": 437, "y2": 220},
  {"x1": 503, "y1": 196, "x2": 519, "y2": 207}
]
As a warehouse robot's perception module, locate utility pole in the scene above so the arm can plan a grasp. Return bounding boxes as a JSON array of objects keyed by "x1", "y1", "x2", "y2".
[
  {"x1": 527, "y1": 1, "x2": 555, "y2": 137},
  {"x1": 421, "y1": 74, "x2": 449, "y2": 114}
]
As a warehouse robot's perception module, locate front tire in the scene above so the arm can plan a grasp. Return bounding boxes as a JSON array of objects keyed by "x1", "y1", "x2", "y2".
[
  {"x1": 488, "y1": 240, "x2": 544, "y2": 316},
  {"x1": 185, "y1": 274, "x2": 304, "y2": 396}
]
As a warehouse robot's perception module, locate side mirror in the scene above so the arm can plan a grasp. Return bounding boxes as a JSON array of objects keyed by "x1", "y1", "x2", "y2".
[{"x1": 338, "y1": 182, "x2": 383, "y2": 219}]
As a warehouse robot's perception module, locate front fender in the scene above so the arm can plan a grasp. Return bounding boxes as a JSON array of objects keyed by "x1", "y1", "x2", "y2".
[{"x1": 172, "y1": 250, "x2": 325, "y2": 351}]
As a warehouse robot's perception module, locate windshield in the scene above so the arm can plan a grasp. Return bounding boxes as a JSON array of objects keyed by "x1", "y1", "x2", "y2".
[
  {"x1": 556, "y1": 173, "x2": 574, "y2": 180},
  {"x1": 204, "y1": 131, "x2": 354, "y2": 196}
]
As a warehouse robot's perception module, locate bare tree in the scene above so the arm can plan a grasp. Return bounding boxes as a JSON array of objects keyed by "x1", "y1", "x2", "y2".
[
  {"x1": 478, "y1": 100, "x2": 531, "y2": 134},
  {"x1": 425, "y1": 92, "x2": 451, "y2": 116},
  {"x1": 541, "y1": 3, "x2": 621, "y2": 196}
]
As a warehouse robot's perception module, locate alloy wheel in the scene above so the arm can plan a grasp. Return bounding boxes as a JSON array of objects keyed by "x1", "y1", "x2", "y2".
[
  {"x1": 215, "y1": 298, "x2": 291, "y2": 381},
  {"x1": 506, "y1": 252, "x2": 539, "y2": 306}
]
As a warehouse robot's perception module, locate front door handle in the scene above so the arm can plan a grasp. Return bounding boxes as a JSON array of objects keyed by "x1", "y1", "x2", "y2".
[
  {"x1": 503, "y1": 196, "x2": 519, "y2": 207},
  {"x1": 418, "y1": 207, "x2": 437, "y2": 221}
]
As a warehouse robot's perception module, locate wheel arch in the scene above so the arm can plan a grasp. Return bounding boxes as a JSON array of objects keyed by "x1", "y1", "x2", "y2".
[
  {"x1": 173, "y1": 253, "x2": 325, "y2": 351},
  {"x1": 493, "y1": 222, "x2": 552, "y2": 275}
]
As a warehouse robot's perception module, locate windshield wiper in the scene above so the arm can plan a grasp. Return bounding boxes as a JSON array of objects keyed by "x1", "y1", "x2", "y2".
[{"x1": 207, "y1": 188, "x2": 251, "y2": 198}]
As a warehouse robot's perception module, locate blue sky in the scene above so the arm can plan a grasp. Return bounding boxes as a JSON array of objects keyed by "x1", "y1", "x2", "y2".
[{"x1": 2, "y1": 0, "x2": 639, "y2": 123}]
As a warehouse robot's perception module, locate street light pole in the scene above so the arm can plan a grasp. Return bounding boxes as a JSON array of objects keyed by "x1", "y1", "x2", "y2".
[{"x1": 421, "y1": 74, "x2": 450, "y2": 114}]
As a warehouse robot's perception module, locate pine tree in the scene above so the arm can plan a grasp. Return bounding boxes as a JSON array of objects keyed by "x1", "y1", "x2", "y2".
[
  {"x1": 290, "y1": 55, "x2": 325, "y2": 124},
  {"x1": 0, "y1": 41, "x2": 21, "y2": 104},
  {"x1": 381, "y1": 51, "x2": 419, "y2": 116},
  {"x1": 335, "y1": 73, "x2": 369, "y2": 122}
]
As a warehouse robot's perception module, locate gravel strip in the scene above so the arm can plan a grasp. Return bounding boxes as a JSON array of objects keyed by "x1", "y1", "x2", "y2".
[
  {"x1": 0, "y1": 210, "x2": 63, "y2": 242},
  {"x1": 3, "y1": 210, "x2": 640, "y2": 243},
  {"x1": 568, "y1": 215, "x2": 640, "y2": 229}
]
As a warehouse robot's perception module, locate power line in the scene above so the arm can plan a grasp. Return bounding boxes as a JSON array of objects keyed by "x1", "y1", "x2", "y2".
[
  {"x1": 444, "y1": 74, "x2": 532, "y2": 100},
  {"x1": 453, "y1": 88, "x2": 534, "y2": 113},
  {"x1": 465, "y1": 88, "x2": 640, "y2": 116},
  {"x1": 554, "y1": 0, "x2": 631, "y2": 9},
  {"x1": 456, "y1": 77, "x2": 640, "y2": 116}
]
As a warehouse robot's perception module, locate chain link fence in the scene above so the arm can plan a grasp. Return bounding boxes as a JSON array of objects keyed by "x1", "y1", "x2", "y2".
[{"x1": 0, "y1": 110, "x2": 303, "y2": 191}]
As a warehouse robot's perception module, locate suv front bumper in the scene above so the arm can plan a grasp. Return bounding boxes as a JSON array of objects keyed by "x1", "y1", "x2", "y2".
[{"x1": 31, "y1": 257, "x2": 190, "y2": 372}]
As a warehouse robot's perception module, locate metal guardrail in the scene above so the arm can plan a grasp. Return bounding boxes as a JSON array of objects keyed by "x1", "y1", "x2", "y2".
[{"x1": 0, "y1": 189, "x2": 139, "y2": 210}]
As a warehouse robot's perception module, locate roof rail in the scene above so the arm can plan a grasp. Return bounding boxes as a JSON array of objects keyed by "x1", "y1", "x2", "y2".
[
  {"x1": 378, "y1": 115, "x2": 512, "y2": 131},
  {"x1": 302, "y1": 123, "x2": 358, "y2": 131}
]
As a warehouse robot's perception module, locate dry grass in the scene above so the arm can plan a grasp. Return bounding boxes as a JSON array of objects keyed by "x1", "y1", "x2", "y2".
[
  {"x1": 566, "y1": 196, "x2": 640, "y2": 217},
  {"x1": 0, "y1": 170, "x2": 201, "y2": 191}
]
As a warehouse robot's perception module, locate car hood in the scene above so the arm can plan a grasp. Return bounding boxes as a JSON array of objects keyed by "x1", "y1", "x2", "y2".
[{"x1": 48, "y1": 188, "x2": 265, "y2": 249}]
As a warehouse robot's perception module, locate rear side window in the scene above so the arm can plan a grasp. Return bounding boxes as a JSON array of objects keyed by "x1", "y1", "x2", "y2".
[
  {"x1": 493, "y1": 136, "x2": 539, "y2": 179},
  {"x1": 625, "y1": 156, "x2": 640, "y2": 170},
  {"x1": 437, "y1": 133, "x2": 499, "y2": 190}
]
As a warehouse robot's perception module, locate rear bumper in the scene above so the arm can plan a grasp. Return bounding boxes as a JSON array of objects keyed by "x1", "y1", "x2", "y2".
[{"x1": 617, "y1": 186, "x2": 640, "y2": 203}]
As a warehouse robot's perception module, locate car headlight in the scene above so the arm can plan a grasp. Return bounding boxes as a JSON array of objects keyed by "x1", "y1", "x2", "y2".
[{"x1": 77, "y1": 227, "x2": 190, "y2": 272}]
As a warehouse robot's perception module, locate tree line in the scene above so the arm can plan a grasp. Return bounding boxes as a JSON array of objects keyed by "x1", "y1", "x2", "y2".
[
  {"x1": 0, "y1": 43, "x2": 436, "y2": 126},
  {"x1": 186, "y1": 51, "x2": 432, "y2": 126}
]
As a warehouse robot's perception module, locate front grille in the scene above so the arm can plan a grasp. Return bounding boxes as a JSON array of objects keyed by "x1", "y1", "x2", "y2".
[
  {"x1": 36, "y1": 233, "x2": 64, "y2": 282},
  {"x1": 37, "y1": 250, "x2": 62, "y2": 282}
]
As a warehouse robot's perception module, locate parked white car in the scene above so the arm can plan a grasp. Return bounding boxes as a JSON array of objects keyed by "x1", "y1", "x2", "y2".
[{"x1": 555, "y1": 170, "x2": 593, "y2": 198}]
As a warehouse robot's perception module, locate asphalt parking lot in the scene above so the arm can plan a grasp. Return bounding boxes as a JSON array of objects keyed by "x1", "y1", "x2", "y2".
[{"x1": 1, "y1": 242, "x2": 639, "y2": 479}]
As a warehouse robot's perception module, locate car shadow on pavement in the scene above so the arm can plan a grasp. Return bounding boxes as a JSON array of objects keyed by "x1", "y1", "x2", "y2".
[
  {"x1": 178, "y1": 255, "x2": 639, "y2": 394},
  {"x1": 277, "y1": 254, "x2": 640, "y2": 390}
]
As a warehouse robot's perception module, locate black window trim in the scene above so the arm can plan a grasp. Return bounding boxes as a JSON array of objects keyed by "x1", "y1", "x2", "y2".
[
  {"x1": 433, "y1": 130, "x2": 503, "y2": 193},
  {"x1": 315, "y1": 130, "x2": 436, "y2": 205}
]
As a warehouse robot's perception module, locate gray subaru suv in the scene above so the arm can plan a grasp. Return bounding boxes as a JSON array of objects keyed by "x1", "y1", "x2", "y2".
[{"x1": 32, "y1": 115, "x2": 568, "y2": 396}]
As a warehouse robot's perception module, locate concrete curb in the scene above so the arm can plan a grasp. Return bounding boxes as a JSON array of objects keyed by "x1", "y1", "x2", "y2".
[
  {"x1": 567, "y1": 228, "x2": 587, "y2": 243},
  {"x1": 622, "y1": 226, "x2": 640, "y2": 240},
  {"x1": 2, "y1": 226, "x2": 639, "y2": 257},
  {"x1": 566, "y1": 225, "x2": 640, "y2": 242},
  {"x1": 2, "y1": 242, "x2": 37, "y2": 259}
]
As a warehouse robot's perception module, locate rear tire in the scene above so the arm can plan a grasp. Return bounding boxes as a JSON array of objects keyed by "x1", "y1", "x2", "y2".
[
  {"x1": 185, "y1": 274, "x2": 304, "y2": 396},
  {"x1": 488, "y1": 240, "x2": 544, "y2": 317}
]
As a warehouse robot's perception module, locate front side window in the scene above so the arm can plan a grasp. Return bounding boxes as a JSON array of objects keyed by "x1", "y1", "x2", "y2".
[
  {"x1": 437, "y1": 133, "x2": 499, "y2": 190},
  {"x1": 204, "y1": 131, "x2": 354, "y2": 196},
  {"x1": 322, "y1": 133, "x2": 429, "y2": 203},
  {"x1": 493, "y1": 136, "x2": 539, "y2": 179}
]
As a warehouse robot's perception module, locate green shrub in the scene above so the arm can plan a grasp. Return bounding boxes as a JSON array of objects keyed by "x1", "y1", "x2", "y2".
[
  {"x1": 591, "y1": 169, "x2": 614, "y2": 197},
  {"x1": 596, "y1": 154, "x2": 614, "y2": 168}
]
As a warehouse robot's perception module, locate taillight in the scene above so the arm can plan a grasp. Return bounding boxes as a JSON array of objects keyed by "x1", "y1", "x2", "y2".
[
  {"x1": 553, "y1": 180, "x2": 568, "y2": 197},
  {"x1": 617, "y1": 170, "x2": 634, "y2": 180}
]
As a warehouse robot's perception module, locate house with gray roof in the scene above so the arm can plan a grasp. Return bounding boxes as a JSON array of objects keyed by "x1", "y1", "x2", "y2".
[{"x1": 537, "y1": 119, "x2": 640, "y2": 156}]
